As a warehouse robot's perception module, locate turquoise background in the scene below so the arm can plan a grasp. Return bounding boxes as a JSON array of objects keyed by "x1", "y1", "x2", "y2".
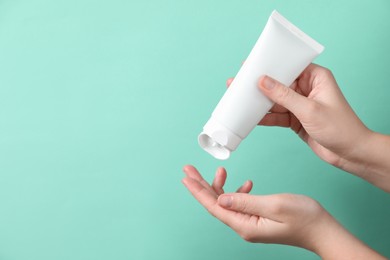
[{"x1": 0, "y1": 0, "x2": 390, "y2": 259}]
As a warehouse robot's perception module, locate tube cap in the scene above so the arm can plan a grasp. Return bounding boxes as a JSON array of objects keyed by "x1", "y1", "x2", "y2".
[{"x1": 198, "y1": 118, "x2": 242, "y2": 160}]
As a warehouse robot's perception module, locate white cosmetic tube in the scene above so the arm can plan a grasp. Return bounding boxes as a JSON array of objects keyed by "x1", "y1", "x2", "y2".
[{"x1": 199, "y1": 10, "x2": 324, "y2": 160}]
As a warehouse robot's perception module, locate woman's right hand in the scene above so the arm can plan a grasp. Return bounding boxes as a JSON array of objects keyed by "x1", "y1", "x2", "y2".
[{"x1": 229, "y1": 64, "x2": 390, "y2": 191}]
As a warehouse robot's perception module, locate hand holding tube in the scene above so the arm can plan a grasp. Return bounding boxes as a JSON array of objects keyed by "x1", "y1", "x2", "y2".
[
  {"x1": 258, "y1": 64, "x2": 369, "y2": 162},
  {"x1": 227, "y1": 64, "x2": 390, "y2": 192},
  {"x1": 199, "y1": 11, "x2": 324, "y2": 160}
]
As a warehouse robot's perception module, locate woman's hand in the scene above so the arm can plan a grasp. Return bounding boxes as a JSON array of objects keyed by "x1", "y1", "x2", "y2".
[
  {"x1": 228, "y1": 64, "x2": 390, "y2": 192},
  {"x1": 229, "y1": 64, "x2": 369, "y2": 173},
  {"x1": 182, "y1": 165, "x2": 385, "y2": 259}
]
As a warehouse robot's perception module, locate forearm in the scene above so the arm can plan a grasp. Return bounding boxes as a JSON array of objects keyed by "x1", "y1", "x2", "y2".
[
  {"x1": 310, "y1": 213, "x2": 386, "y2": 260},
  {"x1": 345, "y1": 131, "x2": 390, "y2": 192},
  {"x1": 317, "y1": 233, "x2": 385, "y2": 259}
]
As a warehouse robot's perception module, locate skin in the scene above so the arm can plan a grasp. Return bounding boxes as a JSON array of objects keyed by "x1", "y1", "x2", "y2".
[
  {"x1": 182, "y1": 165, "x2": 386, "y2": 259},
  {"x1": 234, "y1": 64, "x2": 390, "y2": 192},
  {"x1": 182, "y1": 64, "x2": 390, "y2": 258}
]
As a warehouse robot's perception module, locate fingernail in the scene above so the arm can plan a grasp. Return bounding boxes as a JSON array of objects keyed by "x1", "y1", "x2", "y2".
[
  {"x1": 261, "y1": 76, "x2": 275, "y2": 89},
  {"x1": 218, "y1": 195, "x2": 233, "y2": 208}
]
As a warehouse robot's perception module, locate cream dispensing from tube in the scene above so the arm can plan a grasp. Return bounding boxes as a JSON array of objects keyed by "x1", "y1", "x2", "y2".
[{"x1": 198, "y1": 10, "x2": 324, "y2": 160}]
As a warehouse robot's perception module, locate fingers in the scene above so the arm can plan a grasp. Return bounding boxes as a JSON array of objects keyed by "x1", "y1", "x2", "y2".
[
  {"x1": 258, "y1": 113, "x2": 291, "y2": 127},
  {"x1": 259, "y1": 110, "x2": 306, "y2": 142},
  {"x1": 236, "y1": 180, "x2": 253, "y2": 193},
  {"x1": 184, "y1": 165, "x2": 251, "y2": 197},
  {"x1": 217, "y1": 193, "x2": 285, "y2": 222},
  {"x1": 182, "y1": 177, "x2": 218, "y2": 208},
  {"x1": 258, "y1": 76, "x2": 313, "y2": 121},
  {"x1": 182, "y1": 177, "x2": 237, "y2": 224},
  {"x1": 183, "y1": 165, "x2": 217, "y2": 198},
  {"x1": 269, "y1": 103, "x2": 289, "y2": 113},
  {"x1": 183, "y1": 175, "x2": 291, "y2": 242},
  {"x1": 212, "y1": 167, "x2": 227, "y2": 195},
  {"x1": 226, "y1": 78, "x2": 234, "y2": 87}
]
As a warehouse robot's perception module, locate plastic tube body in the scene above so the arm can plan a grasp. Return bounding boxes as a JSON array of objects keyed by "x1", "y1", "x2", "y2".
[{"x1": 198, "y1": 10, "x2": 324, "y2": 160}]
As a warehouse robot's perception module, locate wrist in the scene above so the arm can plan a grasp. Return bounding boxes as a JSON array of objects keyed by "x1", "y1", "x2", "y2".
[
  {"x1": 345, "y1": 130, "x2": 390, "y2": 192},
  {"x1": 304, "y1": 210, "x2": 342, "y2": 256},
  {"x1": 308, "y1": 212, "x2": 385, "y2": 260},
  {"x1": 344, "y1": 126, "x2": 374, "y2": 163}
]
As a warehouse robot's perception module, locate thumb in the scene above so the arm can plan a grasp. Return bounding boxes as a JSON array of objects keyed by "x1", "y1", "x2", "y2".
[
  {"x1": 218, "y1": 193, "x2": 284, "y2": 221},
  {"x1": 258, "y1": 75, "x2": 312, "y2": 120}
]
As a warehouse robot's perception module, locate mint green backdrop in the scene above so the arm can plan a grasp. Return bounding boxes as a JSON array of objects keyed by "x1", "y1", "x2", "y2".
[{"x1": 1, "y1": 0, "x2": 390, "y2": 259}]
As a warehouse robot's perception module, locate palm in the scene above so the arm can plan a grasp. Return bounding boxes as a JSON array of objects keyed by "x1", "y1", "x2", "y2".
[{"x1": 182, "y1": 165, "x2": 281, "y2": 241}]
